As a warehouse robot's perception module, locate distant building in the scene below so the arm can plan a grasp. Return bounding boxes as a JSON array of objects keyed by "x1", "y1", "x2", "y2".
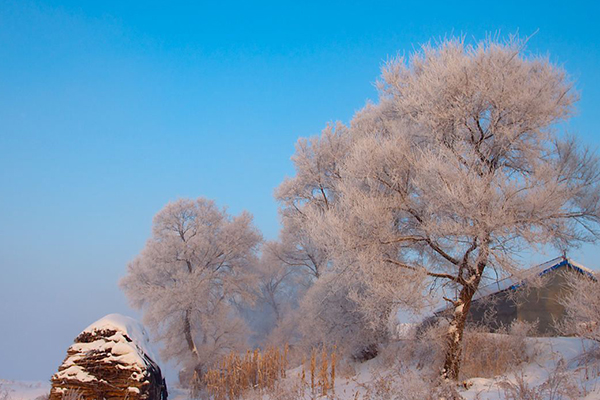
[{"x1": 428, "y1": 256, "x2": 596, "y2": 335}]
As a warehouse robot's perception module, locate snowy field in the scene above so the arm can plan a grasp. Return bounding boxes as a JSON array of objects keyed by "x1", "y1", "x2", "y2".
[
  {"x1": 0, "y1": 380, "x2": 50, "y2": 400},
  {"x1": 6, "y1": 336, "x2": 599, "y2": 400}
]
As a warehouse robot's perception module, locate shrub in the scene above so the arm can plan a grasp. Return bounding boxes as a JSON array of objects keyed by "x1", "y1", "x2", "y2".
[{"x1": 499, "y1": 363, "x2": 580, "y2": 400}]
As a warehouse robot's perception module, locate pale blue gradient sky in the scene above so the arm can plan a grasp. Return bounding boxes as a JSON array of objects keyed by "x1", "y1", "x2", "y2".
[{"x1": 1, "y1": 0, "x2": 599, "y2": 382}]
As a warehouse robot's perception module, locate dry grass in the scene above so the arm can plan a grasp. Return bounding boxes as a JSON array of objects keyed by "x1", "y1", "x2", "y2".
[
  {"x1": 199, "y1": 346, "x2": 288, "y2": 400},
  {"x1": 356, "y1": 368, "x2": 462, "y2": 400},
  {"x1": 460, "y1": 321, "x2": 536, "y2": 380},
  {"x1": 499, "y1": 363, "x2": 581, "y2": 400},
  {"x1": 382, "y1": 320, "x2": 536, "y2": 383},
  {"x1": 198, "y1": 344, "x2": 337, "y2": 400},
  {"x1": 60, "y1": 391, "x2": 84, "y2": 400}
]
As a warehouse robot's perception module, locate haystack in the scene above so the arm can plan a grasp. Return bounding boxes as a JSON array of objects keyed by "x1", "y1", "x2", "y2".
[{"x1": 49, "y1": 314, "x2": 167, "y2": 400}]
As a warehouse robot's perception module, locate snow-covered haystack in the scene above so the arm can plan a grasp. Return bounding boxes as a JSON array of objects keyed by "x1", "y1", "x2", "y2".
[{"x1": 49, "y1": 314, "x2": 167, "y2": 400}]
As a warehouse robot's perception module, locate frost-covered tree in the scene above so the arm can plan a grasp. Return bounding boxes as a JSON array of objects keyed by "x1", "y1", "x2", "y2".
[
  {"x1": 257, "y1": 240, "x2": 309, "y2": 323},
  {"x1": 240, "y1": 240, "x2": 306, "y2": 347},
  {"x1": 560, "y1": 271, "x2": 600, "y2": 342},
  {"x1": 297, "y1": 266, "x2": 394, "y2": 360},
  {"x1": 300, "y1": 37, "x2": 600, "y2": 380},
  {"x1": 275, "y1": 122, "x2": 351, "y2": 281},
  {"x1": 275, "y1": 123, "x2": 392, "y2": 356},
  {"x1": 120, "y1": 198, "x2": 262, "y2": 375}
]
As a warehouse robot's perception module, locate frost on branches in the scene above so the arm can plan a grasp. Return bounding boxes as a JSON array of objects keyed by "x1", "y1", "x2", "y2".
[
  {"x1": 120, "y1": 198, "x2": 261, "y2": 378},
  {"x1": 289, "y1": 37, "x2": 600, "y2": 380},
  {"x1": 560, "y1": 270, "x2": 600, "y2": 342},
  {"x1": 274, "y1": 123, "x2": 395, "y2": 356}
]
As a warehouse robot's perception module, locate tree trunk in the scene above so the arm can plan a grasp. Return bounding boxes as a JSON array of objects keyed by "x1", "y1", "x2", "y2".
[
  {"x1": 184, "y1": 309, "x2": 199, "y2": 359},
  {"x1": 441, "y1": 281, "x2": 478, "y2": 380},
  {"x1": 442, "y1": 246, "x2": 489, "y2": 381},
  {"x1": 183, "y1": 261, "x2": 200, "y2": 361}
]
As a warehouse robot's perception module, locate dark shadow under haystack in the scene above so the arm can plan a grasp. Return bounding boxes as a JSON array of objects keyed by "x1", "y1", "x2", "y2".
[{"x1": 49, "y1": 314, "x2": 167, "y2": 400}]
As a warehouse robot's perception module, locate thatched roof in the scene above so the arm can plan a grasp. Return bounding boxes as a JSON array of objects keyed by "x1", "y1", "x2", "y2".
[{"x1": 49, "y1": 314, "x2": 167, "y2": 400}]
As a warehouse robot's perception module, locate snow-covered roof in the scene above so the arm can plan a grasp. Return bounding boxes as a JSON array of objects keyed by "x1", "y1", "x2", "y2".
[{"x1": 472, "y1": 256, "x2": 595, "y2": 302}]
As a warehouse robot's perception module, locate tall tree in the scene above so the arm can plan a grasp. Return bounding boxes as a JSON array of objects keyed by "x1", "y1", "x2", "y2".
[
  {"x1": 275, "y1": 122, "x2": 351, "y2": 281},
  {"x1": 302, "y1": 37, "x2": 600, "y2": 380},
  {"x1": 120, "y1": 198, "x2": 261, "y2": 376}
]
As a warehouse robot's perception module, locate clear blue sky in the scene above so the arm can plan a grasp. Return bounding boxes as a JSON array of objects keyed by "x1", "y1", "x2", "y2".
[{"x1": 1, "y1": 0, "x2": 599, "y2": 382}]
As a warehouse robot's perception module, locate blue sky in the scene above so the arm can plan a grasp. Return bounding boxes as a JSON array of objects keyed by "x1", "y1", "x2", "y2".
[{"x1": 1, "y1": 0, "x2": 599, "y2": 382}]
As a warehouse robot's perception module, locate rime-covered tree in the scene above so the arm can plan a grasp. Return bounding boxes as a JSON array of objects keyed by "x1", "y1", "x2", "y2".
[
  {"x1": 297, "y1": 265, "x2": 395, "y2": 360},
  {"x1": 559, "y1": 270, "x2": 600, "y2": 342},
  {"x1": 300, "y1": 37, "x2": 600, "y2": 380},
  {"x1": 254, "y1": 240, "x2": 299, "y2": 323},
  {"x1": 239, "y1": 240, "x2": 306, "y2": 347},
  {"x1": 275, "y1": 122, "x2": 392, "y2": 355},
  {"x1": 120, "y1": 198, "x2": 261, "y2": 376},
  {"x1": 275, "y1": 122, "x2": 351, "y2": 281}
]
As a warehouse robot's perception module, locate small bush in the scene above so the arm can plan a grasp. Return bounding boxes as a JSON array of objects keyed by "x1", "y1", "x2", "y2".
[
  {"x1": 499, "y1": 363, "x2": 580, "y2": 400},
  {"x1": 395, "y1": 321, "x2": 447, "y2": 374},
  {"x1": 360, "y1": 368, "x2": 462, "y2": 400}
]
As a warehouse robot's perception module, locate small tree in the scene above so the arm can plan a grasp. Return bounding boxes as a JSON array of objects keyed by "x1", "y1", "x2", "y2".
[
  {"x1": 560, "y1": 270, "x2": 600, "y2": 342},
  {"x1": 299, "y1": 36, "x2": 600, "y2": 380},
  {"x1": 297, "y1": 267, "x2": 393, "y2": 360},
  {"x1": 120, "y1": 198, "x2": 262, "y2": 376}
]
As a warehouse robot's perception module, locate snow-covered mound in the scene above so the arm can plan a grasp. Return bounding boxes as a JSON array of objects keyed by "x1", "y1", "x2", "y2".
[
  {"x1": 79, "y1": 313, "x2": 159, "y2": 369},
  {"x1": 49, "y1": 314, "x2": 167, "y2": 400}
]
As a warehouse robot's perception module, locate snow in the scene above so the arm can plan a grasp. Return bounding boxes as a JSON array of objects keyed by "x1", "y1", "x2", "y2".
[
  {"x1": 55, "y1": 365, "x2": 97, "y2": 383},
  {"x1": 51, "y1": 313, "x2": 161, "y2": 388},
  {"x1": 454, "y1": 304, "x2": 464, "y2": 315},
  {"x1": 460, "y1": 337, "x2": 600, "y2": 399},
  {"x1": 0, "y1": 380, "x2": 50, "y2": 400},
  {"x1": 7, "y1": 336, "x2": 600, "y2": 400},
  {"x1": 81, "y1": 313, "x2": 158, "y2": 365},
  {"x1": 166, "y1": 336, "x2": 600, "y2": 400}
]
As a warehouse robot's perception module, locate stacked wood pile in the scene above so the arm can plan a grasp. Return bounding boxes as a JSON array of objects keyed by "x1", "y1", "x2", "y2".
[{"x1": 49, "y1": 314, "x2": 167, "y2": 400}]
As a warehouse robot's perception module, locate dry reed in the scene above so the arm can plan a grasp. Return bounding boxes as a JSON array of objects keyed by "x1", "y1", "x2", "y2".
[
  {"x1": 203, "y1": 344, "x2": 338, "y2": 399},
  {"x1": 203, "y1": 346, "x2": 288, "y2": 400}
]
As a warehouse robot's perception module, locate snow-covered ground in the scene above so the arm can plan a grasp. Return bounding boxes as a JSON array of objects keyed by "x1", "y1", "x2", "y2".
[
  {"x1": 462, "y1": 337, "x2": 600, "y2": 400},
  {"x1": 4, "y1": 337, "x2": 600, "y2": 399},
  {"x1": 0, "y1": 380, "x2": 49, "y2": 400},
  {"x1": 219, "y1": 336, "x2": 600, "y2": 400},
  {"x1": 319, "y1": 337, "x2": 600, "y2": 399}
]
